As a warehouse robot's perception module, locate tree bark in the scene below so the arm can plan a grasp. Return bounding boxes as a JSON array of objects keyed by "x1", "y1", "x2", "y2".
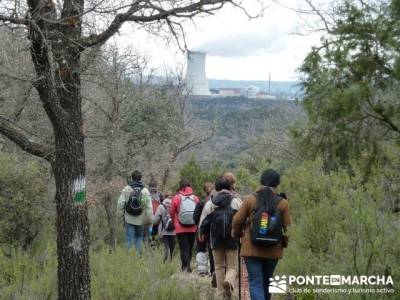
[
  {"x1": 47, "y1": 0, "x2": 90, "y2": 296},
  {"x1": 52, "y1": 37, "x2": 91, "y2": 300},
  {"x1": 54, "y1": 126, "x2": 90, "y2": 300},
  {"x1": 53, "y1": 57, "x2": 91, "y2": 300}
]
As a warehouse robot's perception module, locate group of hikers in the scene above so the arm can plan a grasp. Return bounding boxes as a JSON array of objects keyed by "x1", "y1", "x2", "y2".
[{"x1": 117, "y1": 169, "x2": 292, "y2": 300}]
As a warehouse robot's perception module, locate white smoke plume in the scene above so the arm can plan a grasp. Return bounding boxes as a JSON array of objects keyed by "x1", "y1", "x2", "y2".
[{"x1": 195, "y1": 26, "x2": 286, "y2": 57}]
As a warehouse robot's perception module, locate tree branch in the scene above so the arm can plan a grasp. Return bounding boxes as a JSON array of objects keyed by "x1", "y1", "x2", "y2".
[
  {"x1": 80, "y1": 0, "x2": 232, "y2": 48},
  {"x1": 365, "y1": 97, "x2": 400, "y2": 134},
  {"x1": 82, "y1": 96, "x2": 112, "y2": 121},
  {"x1": 0, "y1": 115, "x2": 55, "y2": 162},
  {"x1": 174, "y1": 127, "x2": 214, "y2": 158},
  {"x1": 26, "y1": 1, "x2": 68, "y2": 128},
  {"x1": 304, "y1": 0, "x2": 334, "y2": 34},
  {"x1": 0, "y1": 14, "x2": 28, "y2": 25}
]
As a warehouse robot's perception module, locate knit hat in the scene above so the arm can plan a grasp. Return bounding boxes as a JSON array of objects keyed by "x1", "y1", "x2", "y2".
[{"x1": 260, "y1": 169, "x2": 280, "y2": 188}]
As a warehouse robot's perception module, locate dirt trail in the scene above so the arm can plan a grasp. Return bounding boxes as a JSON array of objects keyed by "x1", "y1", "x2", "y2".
[{"x1": 173, "y1": 258, "x2": 282, "y2": 300}]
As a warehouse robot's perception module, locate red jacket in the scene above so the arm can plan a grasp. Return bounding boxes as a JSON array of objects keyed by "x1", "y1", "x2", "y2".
[{"x1": 169, "y1": 187, "x2": 199, "y2": 234}]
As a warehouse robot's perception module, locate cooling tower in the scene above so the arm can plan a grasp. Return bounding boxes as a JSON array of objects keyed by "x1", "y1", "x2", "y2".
[{"x1": 185, "y1": 51, "x2": 210, "y2": 96}]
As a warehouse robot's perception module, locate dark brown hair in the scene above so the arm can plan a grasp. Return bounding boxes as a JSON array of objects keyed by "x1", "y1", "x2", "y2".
[
  {"x1": 178, "y1": 179, "x2": 191, "y2": 191},
  {"x1": 214, "y1": 176, "x2": 231, "y2": 192},
  {"x1": 131, "y1": 170, "x2": 142, "y2": 181}
]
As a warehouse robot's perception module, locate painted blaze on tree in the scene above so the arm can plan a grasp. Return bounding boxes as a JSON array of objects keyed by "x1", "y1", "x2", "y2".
[
  {"x1": 0, "y1": 0, "x2": 253, "y2": 299},
  {"x1": 73, "y1": 176, "x2": 86, "y2": 204}
]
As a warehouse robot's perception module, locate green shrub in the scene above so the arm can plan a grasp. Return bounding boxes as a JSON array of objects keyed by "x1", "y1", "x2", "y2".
[
  {"x1": 178, "y1": 156, "x2": 223, "y2": 197},
  {"x1": 276, "y1": 160, "x2": 400, "y2": 299},
  {"x1": 0, "y1": 243, "x2": 57, "y2": 300},
  {"x1": 91, "y1": 245, "x2": 213, "y2": 300},
  {"x1": 0, "y1": 243, "x2": 213, "y2": 300},
  {"x1": 0, "y1": 153, "x2": 49, "y2": 252}
]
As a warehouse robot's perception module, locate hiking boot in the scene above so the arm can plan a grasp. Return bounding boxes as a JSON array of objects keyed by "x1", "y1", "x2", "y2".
[
  {"x1": 211, "y1": 272, "x2": 217, "y2": 288},
  {"x1": 222, "y1": 281, "x2": 233, "y2": 300}
]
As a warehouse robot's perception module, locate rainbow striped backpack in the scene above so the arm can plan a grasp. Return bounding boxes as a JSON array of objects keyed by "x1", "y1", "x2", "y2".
[{"x1": 250, "y1": 189, "x2": 283, "y2": 246}]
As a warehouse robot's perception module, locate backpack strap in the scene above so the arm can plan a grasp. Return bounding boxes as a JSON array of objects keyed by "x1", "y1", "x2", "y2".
[
  {"x1": 159, "y1": 203, "x2": 168, "y2": 227},
  {"x1": 178, "y1": 194, "x2": 184, "y2": 202},
  {"x1": 161, "y1": 203, "x2": 168, "y2": 214}
]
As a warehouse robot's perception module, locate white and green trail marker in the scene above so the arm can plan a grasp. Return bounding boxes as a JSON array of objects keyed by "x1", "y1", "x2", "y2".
[{"x1": 73, "y1": 176, "x2": 86, "y2": 204}]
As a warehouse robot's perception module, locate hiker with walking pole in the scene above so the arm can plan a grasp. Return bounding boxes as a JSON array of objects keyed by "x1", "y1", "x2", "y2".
[{"x1": 232, "y1": 169, "x2": 292, "y2": 300}]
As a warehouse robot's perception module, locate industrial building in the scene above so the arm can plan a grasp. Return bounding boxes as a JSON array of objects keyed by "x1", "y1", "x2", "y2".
[
  {"x1": 218, "y1": 88, "x2": 242, "y2": 97},
  {"x1": 185, "y1": 50, "x2": 280, "y2": 100}
]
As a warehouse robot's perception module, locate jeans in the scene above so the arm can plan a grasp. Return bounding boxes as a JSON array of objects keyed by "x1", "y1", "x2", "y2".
[
  {"x1": 244, "y1": 257, "x2": 278, "y2": 300},
  {"x1": 177, "y1": 232, "x2": 196, "y2": 272},
  {"x1": 162, "y1": 235, "x2": 176, "y2": 262},
  {"x1": 125, "y1": 223, "x2": 144, "y2": 254}
]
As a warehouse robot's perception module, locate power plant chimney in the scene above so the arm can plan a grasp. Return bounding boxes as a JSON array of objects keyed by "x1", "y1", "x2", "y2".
[{"x1": 185, "y1": 51, "x2": 210, "y2": 96}]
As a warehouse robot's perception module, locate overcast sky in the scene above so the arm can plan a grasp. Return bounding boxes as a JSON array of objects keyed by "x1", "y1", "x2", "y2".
[{"x1": 116, "y1": 0, "x2": 322, "y2": 82}]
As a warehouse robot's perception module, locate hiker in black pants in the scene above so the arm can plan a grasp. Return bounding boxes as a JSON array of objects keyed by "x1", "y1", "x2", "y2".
[
  {"x1": 169, "y1": 179, "x2": 199, "y2": 272},
  {"x1": 176, "y1": 233, "x2": 196, "y2": 270},
  {"x1": 151, "y1": 190, "x2": 176, "y2": 262}
]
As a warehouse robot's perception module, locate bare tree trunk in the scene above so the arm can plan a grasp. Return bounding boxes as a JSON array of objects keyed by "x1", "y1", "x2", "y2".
[
  {"x1": 161, "y1": 168, "x2": 170, "y2": 191},
  {"x1": 50, "y1": 1, "x2": 90, "y2": 295},
  {"x1": 161, "y1": 154, "x2": 176, "y2": 191},
  {"x1": 104, "y1": 191, "x2": 117, "y2": 250},
  {"x1": 54, "y1": 127, "x2": 90, "y2": 300},
  {"x1": 103, "y1": 96, "x2": 119, "y2": 251},
  {"x1": 104, "y1": 130, "x2": 117, "y2": 251}
]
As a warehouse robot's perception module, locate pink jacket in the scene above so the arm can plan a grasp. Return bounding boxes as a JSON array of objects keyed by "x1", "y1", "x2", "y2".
[{"x1": 169, "y1": 187, "x2": 199, "y2": 234}]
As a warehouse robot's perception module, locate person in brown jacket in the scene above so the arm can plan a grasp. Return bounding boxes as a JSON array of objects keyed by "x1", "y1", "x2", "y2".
[{"x1": 232, "y1": 169, "x2": 292, "y2": 300}]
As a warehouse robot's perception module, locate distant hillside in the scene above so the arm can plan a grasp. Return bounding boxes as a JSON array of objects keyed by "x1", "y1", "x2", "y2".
[
  {"x1": 208, "y1": 79, "x2": 302, "y2": 97},
  {"x1": 184, "y1": 96, "x2": 305, "y2": 167}
]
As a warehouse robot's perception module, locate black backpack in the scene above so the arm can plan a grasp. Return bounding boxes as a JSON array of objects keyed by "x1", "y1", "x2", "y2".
[
  {"x1": 250, "y1": 189, "x2": 283, "y2": 246},
  {"x1": 210, "y1": 196, "x2": 235, "y2": 243},
  {"x1": 125, "y1": 186, "x2": 144, "y2": 216}
]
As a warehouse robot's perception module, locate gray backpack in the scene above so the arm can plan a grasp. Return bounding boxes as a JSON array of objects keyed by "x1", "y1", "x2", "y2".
[
  {"x1": 178, "y1": 195, "x2": 196, "y2": 226},
  {"x1": 161, "y1": 204, "x2": 175, "y2": 232}
]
